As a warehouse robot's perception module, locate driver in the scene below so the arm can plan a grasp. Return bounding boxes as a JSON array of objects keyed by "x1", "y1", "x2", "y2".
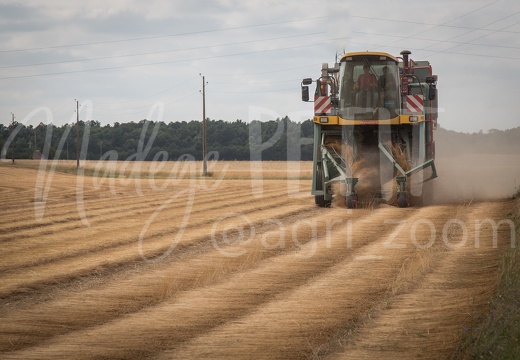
[{"x1": 354, "y1": 64, "x2": 378, "y2": 91}]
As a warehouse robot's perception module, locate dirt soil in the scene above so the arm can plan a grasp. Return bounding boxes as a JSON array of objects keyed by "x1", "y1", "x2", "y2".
[{"x1": 0, "y1": 164, "x2": 518, "y2": 359}]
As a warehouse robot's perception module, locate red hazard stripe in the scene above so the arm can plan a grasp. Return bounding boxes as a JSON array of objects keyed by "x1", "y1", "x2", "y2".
[
  {"x1": 406, "y1": 95, "x2": 424, "y2": 113},
  {"x1": 314, "y1": 96, "x2": 331, "y2": 114}
]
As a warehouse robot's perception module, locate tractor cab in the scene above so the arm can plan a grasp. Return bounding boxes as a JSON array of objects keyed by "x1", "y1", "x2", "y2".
[
  {"x1": 301, "y1": 50, "x2": 439, "y2": 208},
  {"x1": 338, "y1": 53, "x2": 400, "y2": 121}
]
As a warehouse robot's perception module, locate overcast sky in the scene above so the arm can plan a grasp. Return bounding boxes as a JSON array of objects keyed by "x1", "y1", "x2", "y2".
[{"x1": 1, "y1": 0, "x2": 519, "y2": 133}]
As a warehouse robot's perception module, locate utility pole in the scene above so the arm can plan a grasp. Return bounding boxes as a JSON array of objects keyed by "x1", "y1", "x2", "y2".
[
  {"x1": 10, "y1": 112, "x2": 15, "y2": 164},
  {"x1": 75, "y1": 99, "x2": 79, "y2": 169},
  {"x1": 200, "y1": 74, "x2": 207, "y2": 176}
]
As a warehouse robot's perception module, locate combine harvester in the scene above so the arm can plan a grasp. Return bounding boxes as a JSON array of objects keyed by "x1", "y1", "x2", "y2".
[{"x1": 301, "y1": 50, "x2": 439, "y2": 208}]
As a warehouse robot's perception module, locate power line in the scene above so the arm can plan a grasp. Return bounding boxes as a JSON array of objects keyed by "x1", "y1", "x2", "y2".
[
  {"x1": 349, "y1": 4, "x2": 520, "y2": 60},
  {"x1": 440, "y1": 0, "x2": 502, "y2": 24},
  {"x1": 351, "y1": 15, "x2": 520, "y2": 34},
  {"x1": 0, "y1": 32, "x2": 324, "y2": 70},
  {"x1": 91, "y1": 90, "x2": 200, "y2": 119},
  {"x1": 424, "y1": 18, "x2": 520, "y2": 58},
  {"x1": 418, "y1": 10, "x2": 520, "y2": 53},
  {"x1": 207, "y1": 63, "x2": 318, "y2": 76},
  {"x1": 347, "y1": 41, "x2": 520, "y2": 60},
  {"x1": 0, "y1": 41, "x2": 335, "y2": 80},
  {"x1": 93, "y1": 76, "x2": 199, "y2": 106},
  {"x1": 4, "y1": 9, "x2": 517, "y2": 79},
  {"x1": 209, "y1": 87, "x2": 296, "y2": 94},
  {"x1": 368, "y1": 0, "x2": 503, "y2": 51},
  {"x1": 353, "y1": 31, "x2": 520, "y2": 51},
  {"x1": 404, "y1": 7, "x2": 520, "y2": 57},
  {"x1": 0, "y1": 16, "x2": 326, "y2": 54},
  {"x1": 211, "y1": 78, "x2": 302, "y2": 85}
]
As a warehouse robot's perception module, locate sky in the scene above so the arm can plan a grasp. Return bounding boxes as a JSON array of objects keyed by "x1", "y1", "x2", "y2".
[{"x1": 1, "y1": 0, "x2": 520, "y2": 133}]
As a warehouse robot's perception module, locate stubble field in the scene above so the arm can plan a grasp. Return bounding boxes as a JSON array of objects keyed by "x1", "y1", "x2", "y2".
[{"x1": 0, "y1": 158, "x2": 519, "y2": 359}]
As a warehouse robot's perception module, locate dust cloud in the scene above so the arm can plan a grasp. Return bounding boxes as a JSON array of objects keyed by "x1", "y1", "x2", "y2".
[
  {"x1": 432, "y1": 153, "x2": 520, "y2": 203},
  {"x1": 432, "y1": 127, "x2": 520, "y2": 204},
  {"x1": 331, "y1": 127, "x2": 520, "y2": 206}
]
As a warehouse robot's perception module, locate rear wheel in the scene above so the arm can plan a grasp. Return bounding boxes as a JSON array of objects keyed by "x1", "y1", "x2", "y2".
[
  {"x1": 346, "y1": 193, "x2": 358, "y2": 209},
  {"x1": 315, "y1": 168, "x2": 331, "y2": 207},
  {"x1": 397, "y1": 193, "x2": 409, "y2": 208},
  {"x1": 420, "y1": 181, "x2": 434, "y2": 206}
]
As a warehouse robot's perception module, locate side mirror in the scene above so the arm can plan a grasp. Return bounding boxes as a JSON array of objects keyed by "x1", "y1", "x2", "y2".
[
  {"x1": 428, "y1": 85, "x2": 436, "y2": 101},
  {"x1": 425, "y1": 76, "x2": 437, "y2": 100},
  {"x1": 301, "y1": 86, "x2": 310, "y2": 102}
]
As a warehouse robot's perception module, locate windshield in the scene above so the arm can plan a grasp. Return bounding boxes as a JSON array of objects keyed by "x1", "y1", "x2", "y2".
[{"x1": 338, "y1": 56, "x2": 399, "y2": 120}]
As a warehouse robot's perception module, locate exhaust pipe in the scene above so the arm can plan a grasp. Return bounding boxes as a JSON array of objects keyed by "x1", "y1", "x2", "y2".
[{"x1": 400, "y1": 50, "x2": 411, "y2": 73}]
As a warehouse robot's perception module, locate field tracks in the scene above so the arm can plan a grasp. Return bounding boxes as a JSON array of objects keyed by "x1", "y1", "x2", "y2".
[{"x1": 0, "y1": 166, "x2": 517, "y2": 359}]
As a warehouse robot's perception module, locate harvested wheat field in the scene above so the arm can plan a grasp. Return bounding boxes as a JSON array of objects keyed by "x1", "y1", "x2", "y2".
[{"x1": 0, "y1": 160, "x2": 518, "y2": 359}]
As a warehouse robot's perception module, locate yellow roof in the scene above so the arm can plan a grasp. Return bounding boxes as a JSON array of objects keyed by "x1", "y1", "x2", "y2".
[{"x1": 340, "y1": 51, "x2": 398, "y2": 62}]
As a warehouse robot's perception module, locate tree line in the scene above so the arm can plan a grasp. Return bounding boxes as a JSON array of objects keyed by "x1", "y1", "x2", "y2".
[
  {"x1": 2, "y1": 117, "x2": 519, "y2": 162},
  {"x1": 0, "y1": 117, "x2": 315, "y2": 161}
]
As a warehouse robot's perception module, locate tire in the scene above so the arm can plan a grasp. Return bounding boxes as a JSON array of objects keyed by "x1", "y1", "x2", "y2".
[
  {"x1": 420, "y1": 181, "x2": 434, "y2": 206},
  {"x1": 315, "y1": 168, "x2": 331, "y2": 207},
  {"x1": 397, "y1": 193, "x2": 409, "y2": 208},
  {"x1": 346, "y1": 193, "x2": 358, "y2": 209}
]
